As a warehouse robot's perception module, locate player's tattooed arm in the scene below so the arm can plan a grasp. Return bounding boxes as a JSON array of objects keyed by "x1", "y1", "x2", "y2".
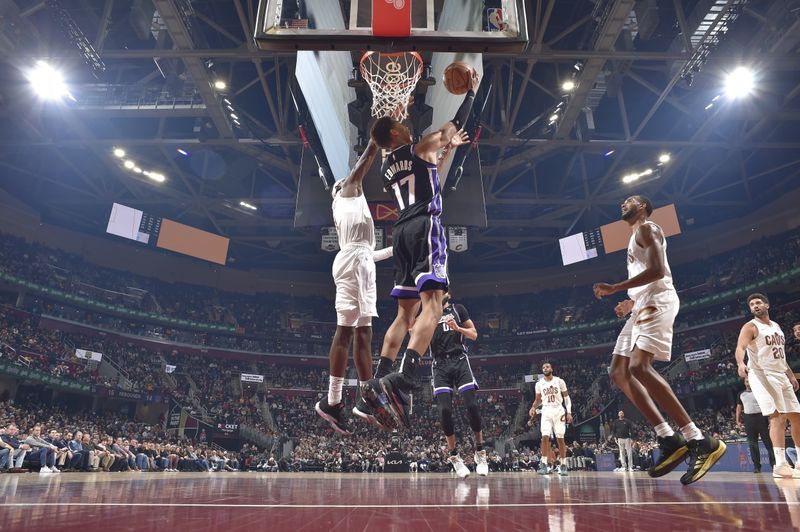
[{"x1": 734, "y1": 322, "x2": 757, "y2": 379}]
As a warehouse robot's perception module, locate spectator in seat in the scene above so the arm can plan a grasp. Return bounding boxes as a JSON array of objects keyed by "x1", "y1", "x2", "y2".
[
  {"x1": 94, "y1": 436, "x2": 114, "y2": 472},
  {"x1": 46, "y1": 430, "x2": 70, "y2": 469},
  {"x1": 81, "y1": 433, "x2": 99, "y2": 471},
  {"x1": 1, "y1": 424, "x2": 31, "y2": 471},
  {"x1": 68, "y1": 431, "x2": 90, "y2": 471},
  {"x1": 110, "y1": 436, "x2": 130, "y2": 471},
  {"x1": 24, "y1": 425, "x2": 60, "y2": 473}
]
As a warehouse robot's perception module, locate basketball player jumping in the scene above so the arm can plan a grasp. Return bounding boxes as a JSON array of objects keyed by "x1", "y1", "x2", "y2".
[
  {"x1": 315, "y1": 138, "x2": 394, "y2": 434},
  {"x1": 527, "y1": 363, "x2": 572, "y2": 476},
  {"x1": 361, "y1": 84, "x2": 478, "y2": 429},
  {"x1": 734, "y1": 293, "x2": 800, "y2": 479},
  {"x1": 593, "y1": 195, "x2": 726, "y2": 485},
  {"x1": 428, "y1": 293, "x2": 487, "y2": 478}
]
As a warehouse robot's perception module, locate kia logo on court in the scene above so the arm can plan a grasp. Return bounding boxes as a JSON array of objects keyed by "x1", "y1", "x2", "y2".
[{"x1": 386, "y1": 0, "x2": 405, "y2": 9}]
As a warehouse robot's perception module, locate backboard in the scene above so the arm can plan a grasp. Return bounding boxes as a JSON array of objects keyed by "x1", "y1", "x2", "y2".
[{"x1": 255, "y1": 0, "x2": 528, "y2": 53}]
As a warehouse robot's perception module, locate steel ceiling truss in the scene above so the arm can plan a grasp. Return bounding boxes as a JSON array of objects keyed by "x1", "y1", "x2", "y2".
[{"x1": 1, "y1": 0, "x2": 799, "y2": 269}]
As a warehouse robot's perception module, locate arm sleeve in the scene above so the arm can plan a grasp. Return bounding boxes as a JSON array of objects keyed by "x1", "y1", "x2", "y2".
[
  {"x1": 563, "y1": 395, "x2": 572, "y2": 414},
  {"x1": 454, "y1": 304, "x2": 470, "y2": 323},
  {"x1": 372, "y1": 247, "x2": 393, "y2": 262}
]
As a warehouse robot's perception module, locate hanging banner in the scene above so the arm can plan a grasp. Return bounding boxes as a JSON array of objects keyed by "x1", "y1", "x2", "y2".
[
  {"x1": 240, "y1": 373, "x2": 264, "y2": 383},
  {"x1": 448, "y1": 226, "x2": 468, "y2": 252},
  {"x1": 75, "y1": 348, "x2": 103, "y2": 362},
  {"x1": 165, "y1": 364, "x2": 177, "y2": 374},
  {"x1": 684, "y1": 349, "x2": 711, "y2": 362},
  {"x1": 321, "y1": 227, "x2": 339, "y2": 252}
]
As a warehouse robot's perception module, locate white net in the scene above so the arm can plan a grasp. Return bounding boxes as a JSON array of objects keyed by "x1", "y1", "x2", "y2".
[{"x1": 359, "y1": 51, "x2": 423, "y2": 120}]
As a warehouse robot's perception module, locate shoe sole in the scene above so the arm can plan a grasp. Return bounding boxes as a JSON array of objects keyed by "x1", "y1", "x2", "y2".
[
  {"x1": 680, "y1": 440, "x2": 727, "y2": 485},
  {"x1": 380, "y1": 379, "x2": 410, "y2": 429},
  {"x1": 314, "y1": 402, "x2": 351, "y2": 436},
  {"x1": 361, "y1": 383, "x2": 398, "y2": 430},
  {"x1": 648, "y1": 445, "x2": 689, "y2": 478},
  {"x1": 353, "y1": 406, "x2": 393, "y2": 432}
]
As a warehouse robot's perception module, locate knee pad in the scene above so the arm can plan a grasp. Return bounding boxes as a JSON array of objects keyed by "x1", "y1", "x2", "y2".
[
  {"x1": 462, "y1": 389, "x2": 482, "y2": 433},
  {"x1": 437, "y1": 392, "x2": 455, "y2": 436}
]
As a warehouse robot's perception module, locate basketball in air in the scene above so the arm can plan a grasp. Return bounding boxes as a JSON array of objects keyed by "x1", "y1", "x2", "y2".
[{"x1": 443, "y1": 61, "x2": 477, "y2": 95}]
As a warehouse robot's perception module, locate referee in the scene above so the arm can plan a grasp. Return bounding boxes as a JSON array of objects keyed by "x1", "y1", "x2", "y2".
[{"x1": 735, "y1": 377, "x2": 775, "y2": 473}]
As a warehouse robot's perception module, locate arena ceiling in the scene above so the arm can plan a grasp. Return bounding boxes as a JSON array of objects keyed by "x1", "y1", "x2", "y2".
[{"x1": 1, "y1": 0, "x2": 799, "y2": 273}]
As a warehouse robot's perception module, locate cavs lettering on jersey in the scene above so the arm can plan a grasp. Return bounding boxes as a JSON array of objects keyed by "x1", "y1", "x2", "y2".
[
  {"x1": 747, "y1": 319, "x2": 788, "y2": 373},
  {"x1": 535, "y1": 377, "x2": 567, "y2": 410},
  {"x1": 626, "y1": 220, "x2": 675, "y2": 300},
  {"x1": 381, "y1": 144, "x2": 442, "y2": 224}
]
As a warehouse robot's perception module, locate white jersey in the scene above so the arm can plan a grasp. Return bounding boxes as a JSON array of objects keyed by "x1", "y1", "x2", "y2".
[
  {"x1": 626, "y1": 220, "x2": 675, "y2": 301},
  {"x1": 747, "y1": 319, "x2": 788, "y2": 374},
  {"x1": 536, "y1": 377, "x2": 567, "y2": 410},
  {"x1": 332, "y1": 193, "x2": 374, "y2": 250}
]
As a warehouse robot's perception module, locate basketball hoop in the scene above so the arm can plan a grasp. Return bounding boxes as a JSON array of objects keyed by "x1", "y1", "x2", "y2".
[{"x1": 359, "y1": 51, "x2": 423, "y2": 120}]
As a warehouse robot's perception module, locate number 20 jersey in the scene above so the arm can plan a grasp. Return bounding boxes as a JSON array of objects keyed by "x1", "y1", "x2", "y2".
[
  {"x1": 381, "y1": 144, "x2": 442, "y2": 225},
  {"x1": 747, "y1": 319, "x2": 788, "y2": 374}
]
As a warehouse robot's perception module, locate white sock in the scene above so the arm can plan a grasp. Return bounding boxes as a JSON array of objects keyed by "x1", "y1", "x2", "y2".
[
  {"x1": 775, "y1": 448, "x2": 786, "y2": 468},
  {"x1": 654, "y1": 422, "x2": 674, "y2": 438},
  {"x1": 679, "y1": 422, "x2": 703, "y2": 441},
  {"x1": 328, "y1": 376, "x2": 344, "y2": 405}
]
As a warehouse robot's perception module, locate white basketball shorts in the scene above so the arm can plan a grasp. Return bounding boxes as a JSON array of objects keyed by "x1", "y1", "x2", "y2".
[{"x1": 613, "y1": 289, "x2": 679, "y2": 362}]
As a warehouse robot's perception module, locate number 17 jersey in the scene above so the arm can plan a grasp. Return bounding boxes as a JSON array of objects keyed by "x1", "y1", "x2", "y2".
[{"x1": 381, "y1": 144, "x2": 442, "y2": 224}]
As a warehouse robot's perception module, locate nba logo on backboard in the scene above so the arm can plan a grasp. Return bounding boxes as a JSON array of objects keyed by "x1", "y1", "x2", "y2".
[{"x1": 485, "y1": 8, "x2": 507, "y2": 31}]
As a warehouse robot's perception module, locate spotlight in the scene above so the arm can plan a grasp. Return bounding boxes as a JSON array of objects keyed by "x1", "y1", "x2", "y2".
[
  {"x1": 239, "y1": 201, "x2": 257, "y2": 211},
  {"x1": 113, "y1": 148, "x2": 126, "y2": 158},
  {"x1": 622, "y1": 173, "x2": 639, "y2": 184},
  {"x1": 724, "y1": 66, "x2": 754, "y2": 98},
  {"x1": 177, "y1": 149, "x2": 189, "y2": 156},
  {"x1": 28, "y1": 61, "x2": 69, "y2": 100},
  {"x1": 230, "y1": 113, "x2": 239, "y2": 120},
  {"x1": 145, "y1": 172, "x2": 165, "y2": 183},
  {"x1": 133, "y1": 167, "x2": 142, "y2": 174},
  {"x1": 124, "y1": 160, "x2": 135, "y2": 169},
  {"x1": 641, "y1": 168, "x2": 653, "y2": 176},
  {"x1": 603, "y1": 150, "x2": 615, "y2": 157},
  {"x1": 548, "y1": 114, "x2": 559, "y2": 122},
  {"x1": 562, "y1": 80, "x2": 576, "y2": 92},
  {"x1": 658, "y1": 153, "x2": 671, "y2": 164},
  {"x1": 213, "y1": 80, "x2": 227, "y2": 90}
]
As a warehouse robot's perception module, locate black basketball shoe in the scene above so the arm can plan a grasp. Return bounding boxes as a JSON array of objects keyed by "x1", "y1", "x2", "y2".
[
  {"x1": 680, "y1": 435, "x2": 727, "y2": 485},
  {"x1": 360, "y1": 379, "x2": 398, "y2": 430},
  {"x1": 379, "y1": 372, "x2": 413, "y2": 429},
  {"x1": 314, "y1": 397, "x2": 351, "y2": 435},
  {"x1": 353, "y1": 397, "x2": 391, "y2": 432},
  {"x1": 648, "y1": 433, "x2": 688, "y2": 478}
]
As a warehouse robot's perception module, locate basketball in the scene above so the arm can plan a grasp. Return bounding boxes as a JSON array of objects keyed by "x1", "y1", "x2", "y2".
[{"x1": 443, "y1": 61, "x2": 477, "y2": 95}]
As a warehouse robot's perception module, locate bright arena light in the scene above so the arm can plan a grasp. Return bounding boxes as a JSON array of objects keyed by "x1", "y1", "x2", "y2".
[
  {"x1": 213, "y1": 80, "x2": 227, "y2": 90},
  {"x1": 113, "y1": 148, "x2": 126, "y2": 158},
  {"x1": 145, "y1": 171, "x2": 166, "y2": 183},
  {"x1": 29, "y1": 61, "x2": 69, "y2": 100},
  {"x1": 562, "y1": 80, "x2": 576, "y2": 92},
  {"x1": 239, "y1": 201, "x2": 257, "y2": 211},
  {"x1": 659, "y1": 153, "x2": 671, "y2": 164},
  {"x1": 548, "y1": 113, "x2": 559, "y2": 123},
  {"x1": 123, "y1": 160, "x2": 135, "y2": 169},
  {"x1": 725, "y1": 66, "x2": 755, "y2": 98}
]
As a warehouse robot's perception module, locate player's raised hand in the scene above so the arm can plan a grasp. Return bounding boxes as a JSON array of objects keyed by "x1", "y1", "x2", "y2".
[
  {"x1": 593, "y1": 282, "x2": 616, "y2": 299},
  {"x1": 448, "y1": 129, "x2": 469, "y2": 148}
]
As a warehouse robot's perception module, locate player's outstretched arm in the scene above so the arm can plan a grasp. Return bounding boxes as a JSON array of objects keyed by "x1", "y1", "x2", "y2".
[
  {"x1": 734, "y1": 323, "x2": 756, "y2": 378},
  {"x1": 593, "y1": 223, "x2": 666, "y2": 298},
  {"x1": 416, "y1": 90, "x2": 476, "y2": 162},
  {"x1": 339, "y1": 139, "x2": 379, "y2": 198},
  {"x1": 372, "y1": 247, "x2": 393, "y2": 262}
]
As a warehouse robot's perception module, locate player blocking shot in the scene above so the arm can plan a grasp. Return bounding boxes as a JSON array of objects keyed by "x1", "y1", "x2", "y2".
[
  {"x1": 527, "y1": 363, "x2": 573, "y2": 476},
  {"x1": 428, "y1": 294, "x2": 487, "y2": 479},
  {"x1": 315, "y1": 139, "x2": 394, "y2": 434},
  {"x1": 734, "y1": 293, "x2": 800, "y2": 479},
  {"x1": 361, "y1": 65, "x2": 480, "y2": 430},
  {"x1": 593, "y1": 195, "x2": 726, "y2": 485}
]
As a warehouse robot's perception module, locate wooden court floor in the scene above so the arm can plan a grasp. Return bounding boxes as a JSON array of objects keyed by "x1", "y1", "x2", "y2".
[{"x1": 1, "y1": 471, "x2": 798, "y2": 531}]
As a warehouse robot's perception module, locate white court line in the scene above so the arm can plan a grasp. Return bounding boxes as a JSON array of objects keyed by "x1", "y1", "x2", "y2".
[{"x1": 2, "y1": 501, "x2": 800, "y2": 509}]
